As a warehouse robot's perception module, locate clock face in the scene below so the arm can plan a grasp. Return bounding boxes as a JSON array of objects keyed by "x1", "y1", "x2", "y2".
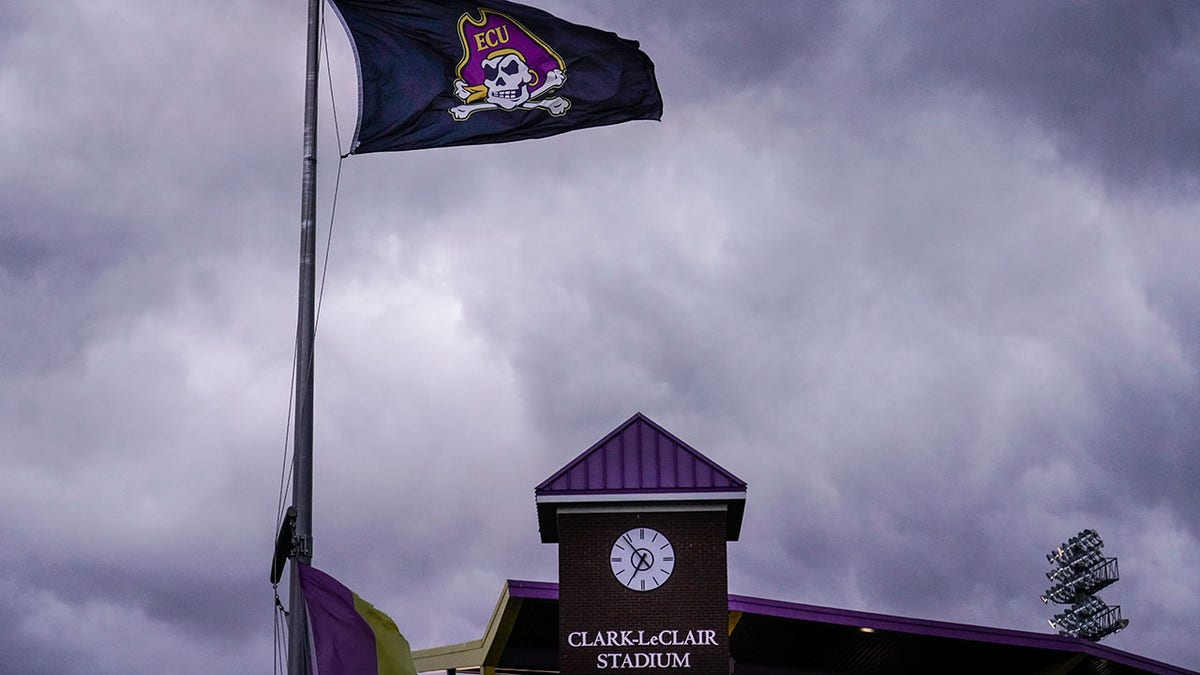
[{"x1": 610, "y1": 527, "x2": 675, "y2": 591}]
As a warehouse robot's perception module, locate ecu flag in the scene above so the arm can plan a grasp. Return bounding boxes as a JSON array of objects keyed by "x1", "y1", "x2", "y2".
[{"x1": 328, "y1": 0, "x2": 663, "y2": 153}]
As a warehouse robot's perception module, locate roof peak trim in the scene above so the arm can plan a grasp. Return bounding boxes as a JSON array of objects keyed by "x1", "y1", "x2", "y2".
[{"x1": 537, "y1": 490, "x2": 746, "y2": 504}]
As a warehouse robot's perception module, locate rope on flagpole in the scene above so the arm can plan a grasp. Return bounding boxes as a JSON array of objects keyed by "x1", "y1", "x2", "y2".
[{"x1": 316, "y1": 9, "x2": 347, "y2": 335}]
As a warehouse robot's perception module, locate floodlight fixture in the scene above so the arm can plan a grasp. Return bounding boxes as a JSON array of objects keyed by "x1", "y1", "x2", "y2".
[{"x1": 1040, "y1": 528, "x2": 1128, "y2": 642}]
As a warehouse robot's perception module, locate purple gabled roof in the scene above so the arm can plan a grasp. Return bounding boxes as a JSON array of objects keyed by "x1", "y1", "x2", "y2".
[
  {"x1": 536, "y1": 412, "x2": 747, "y2": 494},
  {"x1": 534, "y1": 412, "x2": 747, "y2": 542}
]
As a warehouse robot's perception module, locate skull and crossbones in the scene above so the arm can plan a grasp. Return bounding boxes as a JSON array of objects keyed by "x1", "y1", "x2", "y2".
[{"x1": 451, "y1": 49, "x2": 569, "y2": 120}]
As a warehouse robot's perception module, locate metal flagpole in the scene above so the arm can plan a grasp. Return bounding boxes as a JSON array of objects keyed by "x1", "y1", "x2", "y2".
[{"x1": 287, "y1": 0, "x2": 321, "y2": 671}]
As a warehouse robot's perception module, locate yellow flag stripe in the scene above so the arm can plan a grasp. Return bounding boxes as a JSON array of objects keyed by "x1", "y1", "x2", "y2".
[{"x1": 353, "y1": 593, "x2": 417, "y2": 675}]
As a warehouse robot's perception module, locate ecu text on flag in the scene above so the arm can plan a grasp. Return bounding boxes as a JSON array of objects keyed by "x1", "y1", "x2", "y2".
[{"x1": 328, "y1": 0, "x2": 663, "y2": 153}]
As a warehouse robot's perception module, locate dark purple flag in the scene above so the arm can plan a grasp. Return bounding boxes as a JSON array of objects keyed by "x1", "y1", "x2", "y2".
[
  {"x1": 328, "y1": 0, "x2": 662, "y2": 153},
  {"x1": 298, "y1": 563, "x2": 416, "y2": 675}
]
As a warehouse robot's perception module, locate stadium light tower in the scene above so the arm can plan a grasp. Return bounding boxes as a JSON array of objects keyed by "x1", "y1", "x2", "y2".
[{"x1": 1041, "y1": 529, "x2": 1129, "y2": 641}]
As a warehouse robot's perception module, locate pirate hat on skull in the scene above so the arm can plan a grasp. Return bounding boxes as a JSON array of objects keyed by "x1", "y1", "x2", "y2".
[{"x1": 455, "y1": 9, "x2": 566, "y2": 105}]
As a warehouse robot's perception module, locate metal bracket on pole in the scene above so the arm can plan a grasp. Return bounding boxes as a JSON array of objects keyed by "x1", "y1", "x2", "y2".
[
  {"x1": 293, "y1": 534, "x2": 313, "y2": 561},
  {"x1": 271, "y1": 507, "x2": 299, "y2": 585}
]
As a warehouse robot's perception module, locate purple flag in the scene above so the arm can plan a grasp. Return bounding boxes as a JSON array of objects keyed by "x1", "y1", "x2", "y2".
[{"x1": 298, "y1": 563, "x2": 416, "y2": 675}]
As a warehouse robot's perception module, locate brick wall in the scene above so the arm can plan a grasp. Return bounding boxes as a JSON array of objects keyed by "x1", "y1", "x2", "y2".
[{"x1": 559, "y1": 509, "x2": 729, "y2": 675}]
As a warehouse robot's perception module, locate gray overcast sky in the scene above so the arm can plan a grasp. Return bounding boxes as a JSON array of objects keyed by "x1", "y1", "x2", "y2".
[{"x1": 3, "y1": 1, "x2": 1200, "y2": 673}]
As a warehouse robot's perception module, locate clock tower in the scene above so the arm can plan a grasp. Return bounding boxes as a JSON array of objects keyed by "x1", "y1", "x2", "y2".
[{"x1": 535, "y1": 413, "x2": 746, "y2": 675}]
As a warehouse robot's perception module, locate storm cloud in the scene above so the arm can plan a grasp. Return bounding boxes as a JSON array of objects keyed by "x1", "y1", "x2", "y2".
[{"x1": 2, "y1": 1, "x2": 1198, "y2": 673}]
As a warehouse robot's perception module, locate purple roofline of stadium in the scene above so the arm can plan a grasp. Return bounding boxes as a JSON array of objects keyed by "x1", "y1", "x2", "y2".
[{"x1": 504, "y1": 580, "x2": 1195, "y2": 675}]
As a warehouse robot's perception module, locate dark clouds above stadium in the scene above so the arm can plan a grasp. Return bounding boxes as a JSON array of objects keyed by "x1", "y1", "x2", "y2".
[{"x1": 2, "y1": 1, "x2": 1198, "y2": 673}]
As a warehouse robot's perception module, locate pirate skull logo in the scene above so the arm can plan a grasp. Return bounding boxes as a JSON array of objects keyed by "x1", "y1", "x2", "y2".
[
  {"x1": 482, "y1": 51, "x2": 534, "y2": 109},
  {"x1": 449, "y1": 9, "x2": 571, "y2": 120}
]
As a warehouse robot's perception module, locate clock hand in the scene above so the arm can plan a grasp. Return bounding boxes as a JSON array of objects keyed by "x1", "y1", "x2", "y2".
[{"x1": 628, "y1": 556, "x2": 642, "y2": 584}]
